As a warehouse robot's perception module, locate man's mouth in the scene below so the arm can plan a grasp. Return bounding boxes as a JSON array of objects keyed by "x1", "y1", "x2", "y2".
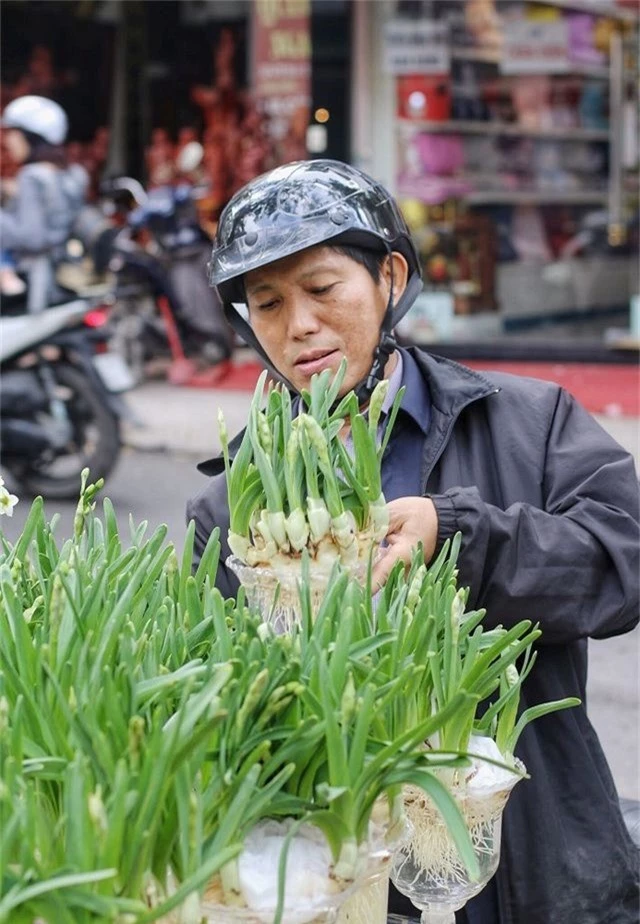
[{"x1": 293, "y1": 349, "x2": 339, "y2": 376}]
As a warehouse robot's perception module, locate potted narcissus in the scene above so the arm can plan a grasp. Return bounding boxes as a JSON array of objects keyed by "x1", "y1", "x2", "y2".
[
  {"x1": 0, "y1": 385, "x2": 579, "y2": 924},
  {"x1": 219, "y1": 361, "x2": 403, "y2": 632},
  {"x1": 0, "y1": 473, "x2": 479, "y2": 924},
  {"x1": 381, "y1": 539, "x2": 580, "y2": 924}
]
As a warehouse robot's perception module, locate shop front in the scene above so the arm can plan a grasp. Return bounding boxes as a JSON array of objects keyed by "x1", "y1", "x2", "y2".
[
  {"x1": 1, "y1": 0, "x2": 351, "y2": 216},
  {"x1": 2, "y1": 0, "x2": 638, "y2": 347},
  {"x1": 350, "y1": 0, "x2": 639, "y2": 347}
]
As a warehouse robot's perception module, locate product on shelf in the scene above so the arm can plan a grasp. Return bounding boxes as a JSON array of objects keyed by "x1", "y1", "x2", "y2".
[{"x1": 397, "y1": 74, "x2": 451, "y2": 121}]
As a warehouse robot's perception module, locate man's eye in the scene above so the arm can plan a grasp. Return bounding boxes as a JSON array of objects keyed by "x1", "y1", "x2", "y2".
[
  {"x1": 311, "y1": 284, "x2": 334, "y2": 296},
  {"x1": 257, "y1": 299, "x2": 278, "y2": 311}
]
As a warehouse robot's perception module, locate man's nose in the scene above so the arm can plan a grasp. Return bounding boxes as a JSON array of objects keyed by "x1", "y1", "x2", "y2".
[{"x1": 287, "y1": 296, "x2": 322, "y2": 339}]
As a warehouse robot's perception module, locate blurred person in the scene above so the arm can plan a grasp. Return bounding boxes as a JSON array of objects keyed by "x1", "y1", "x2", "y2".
[
  {"x1": 0, "y1": 249, "x2": 25, "y2": 296},
  {"x1": 188, "y1": 159, "x2": 639, "y2": 924},
  {"x1": 0, "y1": 95, "x2": 88, "y2": 305}
]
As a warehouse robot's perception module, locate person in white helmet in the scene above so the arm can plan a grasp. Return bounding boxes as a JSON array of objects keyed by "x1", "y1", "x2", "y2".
[{"x1": 0, "y1": 95, "x2": 88, "y2": 302}]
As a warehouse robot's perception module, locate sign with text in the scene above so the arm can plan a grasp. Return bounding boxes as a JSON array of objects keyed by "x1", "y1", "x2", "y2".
[
  {"x1": 383, "y1": 21, "x2": 450, "y2": 75},
  {"x1": 251, "y1": 0, "x2": 311, "y2": 162},
  {"x1": 501, "y1": 18, "x2": 570, "y2": 74}
]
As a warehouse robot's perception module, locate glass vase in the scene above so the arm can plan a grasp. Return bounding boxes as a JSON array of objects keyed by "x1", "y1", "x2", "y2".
[
  {"x1": 389, "y1": 763, "x2": 524, "y2": 924},
  {"x1": 158, "y1": 852, "x2": 391, "y2": 923},
  {"x1": 196, "y1": 875, "x2": 388, "y2": 924},
  {"x1": 198, "y1": 887, "x2": 345, "y2": 923},
  {"x1": 335, "y1": 872, "x2": 389, "y2": 924},
  {"x1": 156, "y1": 875, "x2": 351, "y2": 923},
  {"x1": 156, "y1": 820, "x2": 395, "y2": 924},
  {"x1": 227, "y1": 554, "x2": 373, "y2": 632}
]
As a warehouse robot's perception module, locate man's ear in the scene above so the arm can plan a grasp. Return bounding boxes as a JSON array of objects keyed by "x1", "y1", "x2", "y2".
[{"x1": 382, "y1": 251, "x2": 409, "y2": 308}]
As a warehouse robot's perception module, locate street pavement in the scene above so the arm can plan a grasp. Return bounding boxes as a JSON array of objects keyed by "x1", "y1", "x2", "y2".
[
  {"x1": 122, "y1": 375, "x2": 640, "y2": 800},
  {"x1": 124, "y1": 376, "x2": 640, "y2": 465}
]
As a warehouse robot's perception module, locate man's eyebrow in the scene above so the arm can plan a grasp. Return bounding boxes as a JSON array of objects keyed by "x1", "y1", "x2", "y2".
[
  {"x1": 246, "y1": 264, "x2": 339, "y2": 296},
  {"x1": 298, "y1": 264, "x2": 339, "y2": 280},
  {"x1": 245, "y1": 281, "x2": 274, "y2": 296}
]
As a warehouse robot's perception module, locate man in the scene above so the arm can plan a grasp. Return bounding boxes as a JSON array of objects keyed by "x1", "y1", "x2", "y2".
[{"x1": 187, "y1": 159, "x2": 639, "y2": 924}]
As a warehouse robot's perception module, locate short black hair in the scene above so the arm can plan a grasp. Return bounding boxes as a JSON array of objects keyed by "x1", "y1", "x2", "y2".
[{"x1": 329, "y1": 243, "x2": 386, "y2": 282}]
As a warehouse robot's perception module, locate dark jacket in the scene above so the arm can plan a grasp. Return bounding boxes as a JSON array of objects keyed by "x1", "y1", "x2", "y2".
[{"x1": 187, "y1": 348, "x2": 640, "y2": 924}]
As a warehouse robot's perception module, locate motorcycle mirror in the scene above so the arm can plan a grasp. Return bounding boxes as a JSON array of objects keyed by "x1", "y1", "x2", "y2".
[{"x1": 177, "y1": 141, "x2": 204, "y2": 174}]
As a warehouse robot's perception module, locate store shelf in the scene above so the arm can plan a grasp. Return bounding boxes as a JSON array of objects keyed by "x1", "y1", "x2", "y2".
[
  {"x1": 466, "y1": 189, "x2": 608, "y2": 204},
  {"x1": 396, "y1": 119, "x2": 610, "y2": 142},
  {"x1": 435, "y1": 0, "x2": 638, "y2": 18},
  {"x1": 451, "y1": 46, "x2": 503, "y2": 65},
  {"x1": 451, "y1": 46, "x2": 611, "y2": 79},
  {"x1": 539, "y1": 0, "x2": 638, "y2": 23}
]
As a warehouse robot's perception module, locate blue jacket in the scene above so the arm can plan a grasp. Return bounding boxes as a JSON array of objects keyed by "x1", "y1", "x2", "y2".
[{"x1": 0, "y1": 161, "x2": 88, "y2": 254}]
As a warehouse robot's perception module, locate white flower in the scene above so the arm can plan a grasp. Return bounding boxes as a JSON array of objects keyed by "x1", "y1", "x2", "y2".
[{"x1": 0, "y1": 487, "x2": 19, "y2": 517}]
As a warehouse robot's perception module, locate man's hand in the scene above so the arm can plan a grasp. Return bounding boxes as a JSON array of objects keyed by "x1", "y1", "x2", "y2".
[{"x1": 372, "y1": 496, "x2": 439, "y2": 590}]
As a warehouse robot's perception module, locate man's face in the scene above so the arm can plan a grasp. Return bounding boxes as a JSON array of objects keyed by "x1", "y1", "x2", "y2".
[{"x1": 244, "y1": 245, "x2": 406, "y2": 396}]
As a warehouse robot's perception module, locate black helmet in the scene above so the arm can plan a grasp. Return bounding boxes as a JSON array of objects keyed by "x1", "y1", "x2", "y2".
[{"x1": 209, "y1": 159, "x2": 423, "y2": 398}]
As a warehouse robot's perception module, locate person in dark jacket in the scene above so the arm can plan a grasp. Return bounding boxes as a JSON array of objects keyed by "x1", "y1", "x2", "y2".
[{"x1": 187, "y1": 159, "x2": 640, "y2": 924}]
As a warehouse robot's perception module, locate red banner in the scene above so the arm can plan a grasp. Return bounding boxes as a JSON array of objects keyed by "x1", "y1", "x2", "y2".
[{"x1": 251, "y1": 0, "x2": 311, "y2": 164}]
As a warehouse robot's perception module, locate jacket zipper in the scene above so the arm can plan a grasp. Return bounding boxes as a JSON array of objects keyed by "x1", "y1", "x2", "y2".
[{"x1": 420, "y1": 388, "x2": 500, "y2": 490}]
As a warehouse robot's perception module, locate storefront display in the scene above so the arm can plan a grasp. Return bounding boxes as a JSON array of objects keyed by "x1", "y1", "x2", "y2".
[
  {"x1": 142, "y1": 1, "x2": 323, "y2": 224},
  {"x1": 384, "y1": 0, "x2": 639, "y2": 337},
  {"x1": 2, "y1": 0, "x2": 636, "y2": 342}
]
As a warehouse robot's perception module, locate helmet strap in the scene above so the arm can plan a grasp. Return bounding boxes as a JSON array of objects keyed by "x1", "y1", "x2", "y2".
[
  {"x1": 357, "y1": 330, "x2": 398, "y2": 403},
  {"x1": 354, "y1": 251, "x2": 422, "y2": 405}
]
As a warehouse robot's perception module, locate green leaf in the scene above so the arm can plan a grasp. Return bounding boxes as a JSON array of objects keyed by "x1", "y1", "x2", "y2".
[
  {"x1": 506, "y1": 697, "x2": 581, "y2": 755},
  {"x1": 384, "y1": 768, "x2": 479, "y2": 880},
  {"x1": 0, "y1": 869, "x2": 118, "y2": 917}
]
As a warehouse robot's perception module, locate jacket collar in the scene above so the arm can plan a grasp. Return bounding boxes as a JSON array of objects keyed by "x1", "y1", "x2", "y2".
[
  {"x1": 196, "y1": 347, "x2": 499, "y2": 477},
  {"x1": 407, "y1": 347, "x2": 499, "y2": 415}
]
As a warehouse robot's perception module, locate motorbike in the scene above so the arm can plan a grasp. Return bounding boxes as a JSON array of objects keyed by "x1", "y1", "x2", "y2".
[
  {"x1": 84, "y1": 168, "x2": 233, "y2": 386},
  {"x1": 0, "y1": 295, "x2": 134, "y2": 499}
]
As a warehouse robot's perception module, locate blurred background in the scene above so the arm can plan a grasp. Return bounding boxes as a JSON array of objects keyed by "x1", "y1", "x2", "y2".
[
  {"x1": 0, "y1": 0, "x2": 638, "y2": 802},
  {"x1": 1, "y1": 0, "x2": 638, "y2": 353}
]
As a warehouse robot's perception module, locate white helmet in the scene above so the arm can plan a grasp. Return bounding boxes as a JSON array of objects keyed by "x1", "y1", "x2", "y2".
[{"x1": 1, "y1": 95, "x2": 68, "y2": 145}]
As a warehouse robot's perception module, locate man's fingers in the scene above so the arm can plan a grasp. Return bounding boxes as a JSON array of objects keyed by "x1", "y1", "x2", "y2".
[
  {"x1": 371, "y1": 540, "x2": 413, "y2": 592},
  {"x1": 371, "y1": 550, "x2": 394, "y2": 593}
]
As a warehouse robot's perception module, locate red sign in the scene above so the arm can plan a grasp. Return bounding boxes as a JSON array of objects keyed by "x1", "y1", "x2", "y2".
[{"x1": 251, "y1": 0, "x2": 311, "y2": 164}]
